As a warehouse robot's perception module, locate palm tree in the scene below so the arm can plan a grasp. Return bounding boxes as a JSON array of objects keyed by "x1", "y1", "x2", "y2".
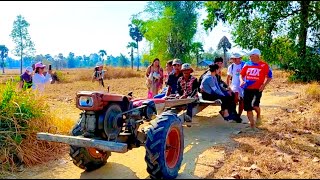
[
  {"x1": 128, "y1": 24, "x2": 143, "y2": 71},
  {"x1": 0, "y1": 45, "x2": 9, "y2": 74},
  {"x1": 98, "y1": 50, "x2": 107, "y2": 66},
  {"x1": 191, "y1": 42, "x2": 204, "y2": 67},
  {"x1": 126, "y1": 42, "x2": 137, "y2": 69},
  {"x1": 217, "y1": 36, "x2": 232, "y2": 67}
]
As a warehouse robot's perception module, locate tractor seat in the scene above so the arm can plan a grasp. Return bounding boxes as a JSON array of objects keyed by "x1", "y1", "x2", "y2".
[{"x1": 197, "y1": 92, "x2": 222, "y2": 105}]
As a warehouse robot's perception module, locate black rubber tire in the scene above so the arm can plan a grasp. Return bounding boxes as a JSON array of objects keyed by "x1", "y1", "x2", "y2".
[
  {"x1": 69, "y1": 121, "x2": 111, "y2": 172},
  {"x1": 144, "y1": 112, "x2": 184, "y2": 179}
]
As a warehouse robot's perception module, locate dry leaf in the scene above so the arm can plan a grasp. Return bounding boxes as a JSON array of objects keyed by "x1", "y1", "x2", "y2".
[
  {"x1": 250, "y1": 164, "x2": 261, "y2": 172},
  {"x1": 241, "y1": 156, "x2": 249, "y2": 162},
  {"x1": 312, "y1": 157, "x2": 320, "y2": 162},
  {"x1": 286, "y1": 108, "x2": 294, "y2": 113},
  {"x1": 241, "y1": 167, "x2": 252, "y2": 171},
  {"x1": 231, "y1": 172, "x2": 241, "y2": 179}
]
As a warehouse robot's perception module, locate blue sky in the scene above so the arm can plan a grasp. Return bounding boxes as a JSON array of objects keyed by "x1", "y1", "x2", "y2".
[{"x1": 0, "y1": 1, "x2": 242, "y2": 59}]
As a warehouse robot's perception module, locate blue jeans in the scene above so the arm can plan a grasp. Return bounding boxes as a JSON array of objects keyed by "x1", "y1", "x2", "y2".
[{"x1": 153, "y1": 87, "x2": 168, "y2": 98}]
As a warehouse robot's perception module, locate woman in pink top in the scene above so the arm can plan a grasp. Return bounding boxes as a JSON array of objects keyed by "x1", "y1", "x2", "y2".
[{"x1": 146, "y1": 58, "x2": 164, "y2": 98}]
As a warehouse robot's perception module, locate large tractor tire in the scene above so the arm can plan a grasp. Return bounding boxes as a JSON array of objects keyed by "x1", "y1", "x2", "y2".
[
  {"x1": 144, "y1": 112, "x2": 184, "y2": 179},
  {"x1": 69, "y1": 122, "x2": 111, "y2": 171}
]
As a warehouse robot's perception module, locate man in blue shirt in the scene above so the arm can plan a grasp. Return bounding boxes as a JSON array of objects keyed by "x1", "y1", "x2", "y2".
[{"x1": 165, "y1": 58, "x2": 183, "y2": 98}]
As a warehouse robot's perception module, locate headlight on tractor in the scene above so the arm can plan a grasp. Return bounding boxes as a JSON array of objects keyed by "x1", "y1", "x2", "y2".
[{"x1": 79, "y1": 96, "x2": 94, "y2": 107}]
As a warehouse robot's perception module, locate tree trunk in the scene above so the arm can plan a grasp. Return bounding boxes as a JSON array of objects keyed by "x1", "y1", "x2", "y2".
[
  {"x1": 131, "y1": 47, "x2": 133, "y2": 69},
  {"x1": 223, "y1": 49, "x2": 227, "y2": 68},
  {"x1": 2, "y1": 58, "x2": 4, "y2": 74},
  {"x1": 298, "y1": 1, "x2": 310, "y2": 60},
  {"x1": 55, "y1": 61, "x2": 58, "y2": 70},
  {"x1": 20, "y1": 55, "x2": 23, "y2": 74},
  {"x1": 136, "y1": 41, "x2": 139, "y2": 71},
  {"x1": 20, "y1": 30, "x2": 23, "y2": 74},
  {"x1": 196, "y1": 53, "x2": 199, "y2": 68}
]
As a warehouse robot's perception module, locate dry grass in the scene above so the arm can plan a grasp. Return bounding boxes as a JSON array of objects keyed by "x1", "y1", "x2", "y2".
[
  {"x1": 54, "y1": 67, "x2": 145, "y2": 83},
  {"x1": 208, "y1": 70, "x2": 320, "y2": 179}
]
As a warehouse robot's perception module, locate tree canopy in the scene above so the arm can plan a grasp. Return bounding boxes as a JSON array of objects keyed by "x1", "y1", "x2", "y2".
[
  {"x1": 203, "y1": 1, "x2": 320, "y2": 81},
  {"x1": 131, "y1": 1, "x2": 203, "y2": 66}
]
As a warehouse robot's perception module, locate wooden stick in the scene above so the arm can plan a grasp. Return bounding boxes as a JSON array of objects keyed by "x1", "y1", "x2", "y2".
[{"x1": 37, "y1": 133, "x2": 128, "y2": 153}]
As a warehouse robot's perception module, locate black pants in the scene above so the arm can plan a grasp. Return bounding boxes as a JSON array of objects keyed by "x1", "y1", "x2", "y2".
[
  {"x1": 243, "y1": 89, "x2": 262, "y2": 111},
  {"x1": 202, "y1": 91, "x2": 235, "y2": 112}
]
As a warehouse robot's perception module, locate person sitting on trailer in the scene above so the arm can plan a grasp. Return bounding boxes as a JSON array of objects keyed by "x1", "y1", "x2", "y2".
[
  {"x1": 164, "y1": 58, "x2": 183, "y2": 98},
  {"x1": 199, "y1": 64, "x2": 237, "y2": 121},
  {"x1": 176, "y1": 63, "x2": 198, "y2": 122}
]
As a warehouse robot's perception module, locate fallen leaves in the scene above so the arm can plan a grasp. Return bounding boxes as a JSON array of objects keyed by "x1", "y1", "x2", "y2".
[{"x1": 312, "y1": 157, "x2": 320, "y2": 163}]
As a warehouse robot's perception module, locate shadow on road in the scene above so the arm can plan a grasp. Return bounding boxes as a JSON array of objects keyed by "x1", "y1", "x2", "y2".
[
  {"x1": 176, "y1": 111, "x2": 248, "y2": 178},
  {"x1": 80, "y1": 162, "x2": 139, "y2": 179}
]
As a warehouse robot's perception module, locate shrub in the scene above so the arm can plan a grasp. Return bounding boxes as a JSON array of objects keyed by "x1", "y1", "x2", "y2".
[{"x1": 0, "y1": 81, "x2": 74, "y2": 171}]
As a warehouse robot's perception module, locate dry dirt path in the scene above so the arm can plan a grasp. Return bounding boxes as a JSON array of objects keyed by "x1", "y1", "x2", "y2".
[{"x1": 5, "y1": 85, "x2": 299, "y2": 179}]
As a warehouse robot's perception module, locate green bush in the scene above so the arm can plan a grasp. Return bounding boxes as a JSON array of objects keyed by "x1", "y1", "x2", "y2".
[
  {"x1": 287, "y1": 49, "x2": 320, "y2": 82},
  {"x1": 0, "y1": 81, "x2": 47, "y2": 169}
]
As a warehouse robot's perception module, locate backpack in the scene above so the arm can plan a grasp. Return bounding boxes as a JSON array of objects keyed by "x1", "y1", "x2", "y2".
[{"x1": 229, "y1": 61, "x2": 246, "y2": 81}]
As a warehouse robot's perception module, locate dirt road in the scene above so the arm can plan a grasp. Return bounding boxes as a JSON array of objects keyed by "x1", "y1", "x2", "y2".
[{"x1": 5, "y1": 88, "x2": 296, "y2": 179}]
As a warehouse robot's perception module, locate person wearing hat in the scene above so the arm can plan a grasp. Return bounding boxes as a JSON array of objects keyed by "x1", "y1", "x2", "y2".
[
  {"x1": 19, "y1": 66, "x2": 33, "y2": 90},
  {"x1": 32, "y1": 62, "x2": 52, "y2": 92},
  {"x1": 92, "y1": 61, "x2": 106, "y2": 87},
  {"x1": 165, "y1": 58, "x2": 183, "y2": 97},
  {"x1": 240, "y1": 48, "x2": 273, "y2": 131},
  {"x1": 200, "y1": 64, "x2": 236, "y2": 121},
  {"x1": 226, "y1": 52, "x2": 246, "y2": 120},
  {"x1": 176, "y1": 63, "x2": 198, "y2": 122},
  {"x1": 145, "y1": 58, "x2": 164, "y2": 98}
]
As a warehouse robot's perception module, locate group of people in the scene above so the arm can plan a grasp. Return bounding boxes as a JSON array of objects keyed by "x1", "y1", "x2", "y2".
[
  {"x1": 147, "y1": 48, "x2": 273, "y2": 130},
  {"x1": 19, "y1": 62, "x2": 52, "y2": 92}
]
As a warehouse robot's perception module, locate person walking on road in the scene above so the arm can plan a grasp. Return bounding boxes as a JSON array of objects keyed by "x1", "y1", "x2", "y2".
[
  {"x1": 240, "y1": 48, "x2": 273, "y2": 131},
  {"x1": 227, "y1": 52, "x2": 246, "y2": 119}
]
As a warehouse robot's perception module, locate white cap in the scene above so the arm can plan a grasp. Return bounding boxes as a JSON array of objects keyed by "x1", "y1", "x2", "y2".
[
  {"x1": 96, "y1": 61, "x2": 103, "y2": 67},
  {"x1": 25, "y1": 66, "x2": 33, "y2": 72},
  {"x1": 230, "y1": 53, "x2": 242, "y2": 59},
  {"x1": 248, "y1": 48, "x2": 261, "y2": 56}
]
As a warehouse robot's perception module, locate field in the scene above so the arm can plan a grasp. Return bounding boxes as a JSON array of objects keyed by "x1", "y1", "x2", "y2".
[{"x1": 0, "y1": 67, "x2": 319, "y2": 179}]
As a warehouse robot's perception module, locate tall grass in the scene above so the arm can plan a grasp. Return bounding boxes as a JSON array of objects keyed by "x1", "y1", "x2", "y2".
[
  {"x1": 0, "y1": 81, "x2": 74, "y2": 172},
  {"x1": 54, "y1": 67, "x2": 145, "y2": 83},
  {"x1": 305, "y1": 82, "x2": 320, "y2": 102}
]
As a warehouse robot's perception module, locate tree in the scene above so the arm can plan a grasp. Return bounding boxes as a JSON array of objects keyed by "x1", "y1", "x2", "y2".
[
  {"x1": 0, "y1": 45, "x2": 9, "y2": 74},
  {"x1": 217, "y1": 36, "x2": 231, "y2": 67},
  {"x1": 118, "y1": 54, "x2": 130, "y2": 67},
  {"x1": 191, "y1": 42, "x2": 204, "y2": 67},
  {"x1": 67, "y1": 52, "x2": 76, "y2": 68},
  {"x1": 131, "y1": 1, "x2": 203, "y2": 66},
  {"x1": 98, "y1": 50, "x2": 107, "y2": 66},
  {"x1": 126, "y1": 42, "x2": 137, "y2": 69},
  {"x1": 203, "y1": 1, "x2": 320, "y2": 81},
  {"x1": 10, "y1": 15, "x2": 35, "y2": 74},
  {"x1": 128, "y1": 23, "x2": 143, "y2": 71}
]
